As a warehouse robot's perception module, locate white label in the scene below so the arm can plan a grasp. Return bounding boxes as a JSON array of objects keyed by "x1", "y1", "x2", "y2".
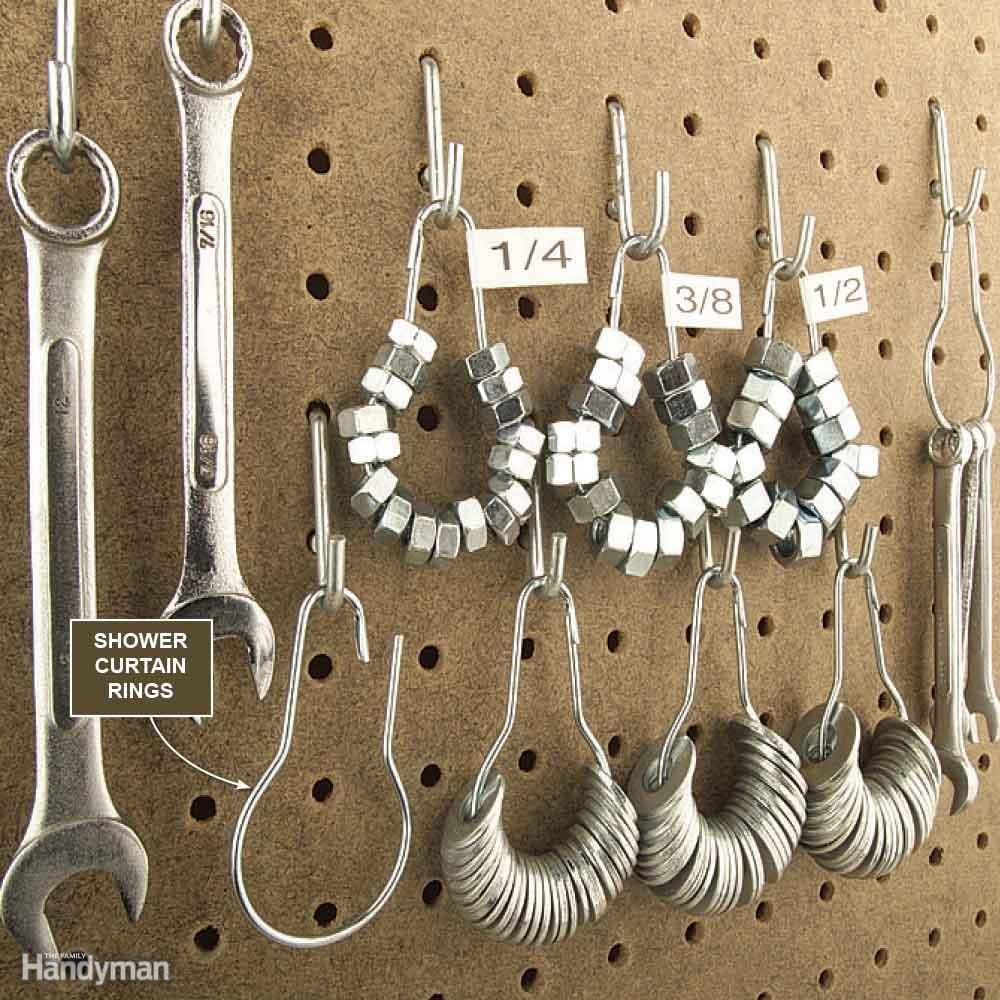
[
  {"x1": 799, "y1": 266, "x2": 869, "y2": 324},
  {"x1": 666, "y1": 273, "x2": 743, "y2": 329},
  {"x1": 467, "y1": 227, "x2": 588, "y2": 289}
]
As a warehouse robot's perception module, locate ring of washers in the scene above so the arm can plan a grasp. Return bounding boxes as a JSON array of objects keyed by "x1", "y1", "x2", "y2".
[
  {"x1": 339, "y1": 319, "x2": 543, "y2": 566},
  {"x1": 722, "y1": 336, "x2": 881, "y2": 567}
]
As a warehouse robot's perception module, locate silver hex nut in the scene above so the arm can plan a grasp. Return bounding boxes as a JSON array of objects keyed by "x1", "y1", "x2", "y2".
[
  {"x1": 488, "y1": 473, "x2": 532, "y2": 523},
  {"x1": 350, "y1": 465, "x2": 398, "y2": 519},
  {"x1": 481, "y1": 388, "x2": 534, "y2": 431},
  {"x1": 589, "y1": 358, "x2": 642, "y2": 406},
  {"x1": 772, "y1": 510, "x2": 825, "y2": 566},
  {"x1": 758, "y1": 481, "x2": 800, "y2": 545},
  {"x1": 591, "y1": 502, "x2": 635, "y2": 567},
  {"x1": 361, "y1": 366, "x2": 413, "y2": 412},
  {"x1": 373, "y1": 487, "x2": 415, "y2": 545},
  {"x1": 488, "y1": 443, "x2": 537, "y2": 482},
  {"x1": 656, "y1": 509, "x2": 686, "y2": 568},
  {"x1": 656, "y1": 378, "x2": 713, "y2": 425},
  {"x1": 547, "y1": 420, "x2": 579, "y2": 454},
  {"x1": 743, "y1": 338, "x2": 803, "y2": 387},
  {"x1": 593, "y1": 326, "x2": 646, "y2": 374},
  {"x1": 403, "y1": 503, "x2": 438, "y2": 566},
  {"x1": 546, "y1": 453, "x2": 574, "y2": 488},
  {"x1": 573, "y1": 452, "x2": 600, "y2": 486},
  {"x1": 430, "y1": 511, "x2": 462, "y2": 567},
  {"x1": 642, "y1": 353, "x2": 700, "y2": 400},
  {"x1": 687, "y1": 440, "x2": 738, "y2": 481},
  {"x1": 623, "y1": 518, "x2": 658, "y2": 577},
  {"x1": 832, "y1": 442, "x2": 880, "y2": 480},
  {"x1": 732, "y1": 440, "x2": 766, "y2": 486},
  {"x1": 809, "y1": 456, "x2": 861, "y2": 509},
  {"x1": 568, "y1": 382, "x2": 626, "y2": 434},
  {"x1": 373, "y1": 342, "x2": 430, "y2": 390},
  {"x1": 804, "y1": 405, "x2": 861, "y2": 456},
  {"x1": 665, "y1": 407, "x2": 722, "y2": 451},
  {"x1": 726, "y1": 398, "x2": 783, "y2": 450},
  {"x1": 575, "y1": 419, "x2": 601, "y2": 453},
  {"x1": 464, "y1": 342, "x2": 511, "y2": 382},
  {"x1": 684, "y1": 466, "x2": 734, "y2": 514},
  {"x1": 337, "y1": 403, "x2": 390, "y2": 439},
  {"x1": 740, "y1": 371, "x2": 795, "y2": 420},
  {"x1": 496, "y1": 419, "x2": 546, "y2": 457},
  {"x1": 723, "y1": 479, "x2": 771, "y2": 529},
  {"x1": 387, "y1": 318, "x2": 438, "y2": 364},
  {"x1": 795, "y1": 378, "x2": 850, "y2": 428},
  {"x1": 347, "y1": 430, "x2": 401, "y2": 465},
  {"x1": 567, "y1": 475, "x2": 624, "y2": 524},
  {"x1": 797, "y1": 478, "x2": 844, "y2": 533},
  {"x1": 656, "y1": 480, "x2": 708, "y2": 539},
  {"x1": 482, "y1": 492, "x2": 520, "y2": 546},
  {"x1": 477, "y1": 366, "x2": 525, "y2": 405},
  {"x1": 797, "y1": 347, "x2": 840, "y2": 395},
  {"x1": 454, "y1": 497, "x2": 489, "y2": 552}
]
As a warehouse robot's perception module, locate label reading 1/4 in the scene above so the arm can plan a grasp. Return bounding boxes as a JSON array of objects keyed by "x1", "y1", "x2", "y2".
[
  {"x1": 800, "y1": 266, "x2": 869, "y2": 324},
  {"x1": 665, "y1": 273, "x2": 743, "y2": 330},
  {"x1": 467, "y1": 227, "x2": 588, "y2": 289},
  {"x1": 70, "y1": 619, "x2": 214, "y2": 718}
]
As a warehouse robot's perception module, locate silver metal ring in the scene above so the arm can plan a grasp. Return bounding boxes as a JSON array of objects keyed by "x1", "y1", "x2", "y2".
[{"x1": 162, "y1": 0, "x2": 253, "y2": 97}]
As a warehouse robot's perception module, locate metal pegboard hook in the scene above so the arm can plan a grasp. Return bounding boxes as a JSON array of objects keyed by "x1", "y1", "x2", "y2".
[
  {"x1": 756, "y1": 135, "x2": 816, "y2": 280},
  {"x1": 606, "y1": 98, "x2": 670, "y2": 261},
  {"x1": 420, "y1": 55, "x2": 464, "y2": 228},
  {"x1": 47, "y1": 0, "x2": 77, "y2": 170},
  {"x1": 930, "y1": 100, "x2": 987, "y2": 227},
  {"x1": 528, "y1": 475, "x2": 567, "y2": 599},
  {"x1": 199, "y1": 0, "x2": 223, "y2": 56},
  {"x1": 308, "y1": 404, "x2": 346, "y2": 611}
]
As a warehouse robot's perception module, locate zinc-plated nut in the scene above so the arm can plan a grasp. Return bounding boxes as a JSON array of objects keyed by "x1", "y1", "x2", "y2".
[
  {"x1": 573, "y1": 452, "x2": 600, "y2": 486},
  {"x1": 373, "y1": 487, "x2": 415, "y2": 545},
  {"x1": 797, "y1": 347, "x2": 839, "y2": 395},
  {"x1": 808, "y1": 456, "x2": 861, "y2": 509},
  {"x1": 656, "y1": 480, "x2": 708, "y2": 539},
  {"x1": 575, "y1": 419, "x2": 601, "y2": 453},
  {"x1": 664, "y1": 407, "x2": 722, "y2": 451},
  {"x1": 488, "y1": 472, "x2": 532, "y2": 522},
  {"x1": 591, "y1": 503, "x2": 635, "y2": 567},
  {"x1": 686, "y1": 440, "x2": 738, "y2": 481},
  {"x1": 732, "y1": 440, "x2": 766, "y2": 486},
  {"x1": 373, "y1": 342, "x2": 430, "y2": 390},
  {"x1": 797, "y1": 478, "x2": 844, "y2": 533},
  {"x1": 656, "y1": 378, "x2": 713, "y2": 425},
  {"x1": 546, "y1": 452, "x2": 598, "y2": 488},
  {"x1": 655, "y1": 510, "x2": 686, "y2": 568},
  {"x1": 361, "y1": 366, "x2": 413, "y2": 412},
  {"x1": 496, "y1": 420, "x2": 546, "y2": 457},
  {"x1": 403, "y1": 502, "x2": 438, "y2": 566},
  {"x1": 567, "y1": 475, "x2": 624, "y2": 524},
  {"x1": 727, "y1": 398, "x2": 783, "y2": 450},
  {"x1": 488, "y1": 443, "x2": 537, "y2": 482},
  {"x1": 547, "y1": 420, "x2": 581, "y2": 454},
  {"x1": 568, "y1": 382, "x2": 626, "y2": 434},
  {"x1": 642, "y1": 353, "x2": 701, "y2": 400},
  {"x1": 387, "y1": 318, "x2": 438, "y2": 364},
  {"x1": 430, "y1": 511, "x2": 462, "y2": 567},
  {"x1": 464, "y1": 342, "x2": 511, "y2": 382},
  {"x1": 545, "y1": 453, "x2": 574, "y2": 487},
  {"x1": 337, "y1": 403, "x2": 390, "y2": 439},
  {"x1": 482, "y1": 492, "x2": 520, "y2": 546},
  {"x1": 351, "y1": 465, "x2": 399, "y2": 519},
  {"x1": 347, "y1": 430, "x2": 401, "y2": 465},
  {"x1": 796, "y1": 378, "x2": 850, "y2": 427},
  {"x1": 589, "y1": 358, "x2": 642, "y2": 406},
  {"x1": 481, "y1": 389, "x2": 534, "y2": 431},
  {"x1": 454, "y1": 497, "x2": 489, "y2": 553},
  {"x1": 757, "y1": 481, "x2": 800, "y2": 545},
  {"x1": 723, "y1": 479, "x2": 771, "y2": 529},
  {"x1": 803, "y1": 406, "x2": 861, "y2": 456},
  {"x1": 593, "y1": 326, "x2": 646, "y2": 374},
  {"x1": 740, "y1": 371, "x2": 795, "y2": 420},
  {"x1": 743, "y1": 338, "x2": 803, "y2": 387},
  {"x1": 832, "y1": 442, "x2": 880, "y2": 480},
  {"x1": 477, "y1": 366, "x2": 525, "y2": 405},
  {"x1": 623, "y1": 518, "x2": 659, "y2": 577},
  {"x1": 772, "y1": 510, "x2": 826, "y2": 566},
  {"x1": 684, "y1": 467, "x2": 734, "y2": 514}
]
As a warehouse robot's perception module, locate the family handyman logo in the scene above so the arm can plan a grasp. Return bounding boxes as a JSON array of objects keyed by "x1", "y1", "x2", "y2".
[{"x1": 22, "y1": 951, "x2": 170, "y2": 984}]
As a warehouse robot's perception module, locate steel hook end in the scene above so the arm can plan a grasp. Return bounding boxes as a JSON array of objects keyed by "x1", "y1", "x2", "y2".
[{"x1": 324, "y1": 535, "x2": 347, "y2": 612}]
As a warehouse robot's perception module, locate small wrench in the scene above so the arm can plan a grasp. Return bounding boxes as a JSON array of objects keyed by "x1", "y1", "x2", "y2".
[
  {"x1": 929, "y1": 425, "x2": 979, "y2": 814},
  {"x1": 0, "y1": 131, "x2": 148, "y2": 955},
  {"x1": 965, "y1": 419, "x2": 1000, "y2": 741},
  {"x1": 161, "y1": 1, "x2": 273, "y2": 700}
]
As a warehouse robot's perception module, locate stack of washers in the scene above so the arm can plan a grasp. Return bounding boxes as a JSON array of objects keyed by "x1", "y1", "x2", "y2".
[
  {"x1": 791, "y1": 703, "x2": 943, "y2": 878},
  {"x1": 627, "y1": 714, "x2": 807, "y2": 914},
  {"x1": 441, "y1": 767, "x2": 639, "y2": 945}
]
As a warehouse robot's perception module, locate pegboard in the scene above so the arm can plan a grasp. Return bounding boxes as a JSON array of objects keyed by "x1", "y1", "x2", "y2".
[{"x1": 0, "y1": 1, "x2": 997, "y2": 997}]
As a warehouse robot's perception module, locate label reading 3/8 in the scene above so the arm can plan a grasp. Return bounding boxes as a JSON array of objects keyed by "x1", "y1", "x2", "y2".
[
  {"x1": 467, "y1": 227, "x2": 589, "y2": 289},
  {"x1": 665, "y1": 273, "x2": 743, "y2": 330},
  {"x1": 800, "y1": 266, "x2": 869, "y2": 324}
]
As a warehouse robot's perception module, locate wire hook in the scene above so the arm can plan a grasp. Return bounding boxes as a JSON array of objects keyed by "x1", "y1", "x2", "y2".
[
  {"x1": 606, "y1": 99, "x2": 669, "y2": 261},
  {"x1": 528, "y1": 474, "x2": 567, "y2": 599},
  {"x1": 930, "y1": 100, "x2": 986, "y2": 226},
  {"x1": 756, "y1": 135, "x2": 816, "y2": 280},
  {"x1": 199, "y1": 0, "x2": 223, "y2": 56},
  {"x1": 420, "y1": 55, "x2": 464, "y2": 228},
  {"x1": 309, "y1": 406, "x2": 345, "y2": 611},
  {"x1": 47, "y1": 0, "x2": 77, "y2": 170}
]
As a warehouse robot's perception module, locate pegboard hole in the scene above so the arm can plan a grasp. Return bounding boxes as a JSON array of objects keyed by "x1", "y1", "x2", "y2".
[
  {"x1": 607, "y1": 942, "x2": 627, "y2": 964},
  {"x1": 819, "y1": 969, "x2": 834, "y2": 990},
  {"x1": 518, "y1": 295, "x2": 538, "y2": 319},
  {"x1": 521, "y1": 637, "x2": 536, "y2": 660},
  {"x1": 608, "y1": 734, "x2": 623, "y2": 758},
  {"x1": 980, "y1": 272, "x2": 991, "y2": 291},
  {"x1": 878, "y1": 691, "x2": 892, "y2": 711},
  {"x1": 982, "y1": 354, "x2": 990, "y2": 372},
  {"x1": 926, "y1": 14, "x2": 939, "y2": 33},
  {"x1": 194, "y1": 926, "x2": 220, "y2": 952},
  {"x1": 880, "y1": 515, "x2": 894, "y2": 536},
  {"x1": 190, "y1": 795, "x2": 216, "y2": 822},
  {"x1": 822, "y1": 609, "x2": 834, "y2": 630},
  {"x1": 820, "y1": 149, "x2": 835, "y2": 171},
  {"x1": 976, "y1": 909, "x2": 988, "y2": 928},
  {"x1": 929, "y1": 927, "x2": 942, "y2": 947},
  {"x1": 975, "y1": 989, "x2": 987, "y2": 1000},
  {"x1": 418, "y1": 644, "x2": 440, "y2": 669},
  {"x1": 879, "y1": 426, "x2": 893, "y2": 447},
  {"x1": 819, "y1": 881, "x2": 835, "y2": 902},
  {"x1": 930, "y1": 846, "x2": 945, "y2": 866},
  {"x1": 421, "y1": 764, "x2": 442, "y2": 788},
  {"x1": 687, "y1": 327, "x2": 701, "y2": 338},
  {"x1": 518, "y1": 749, "x2": 537, "y2": 772},
  {"x1": 307, "y1": 147, "x2": 331, "y2": 174},
  {"x1": 874, "y1": 948, "x2": 889, "y2": 968},
  {"x1": 758, "y1": 994, "x2": 773, "y2": 1000},
  {"x1": 312, "y1": 777, "x2": 334, "y2": 803},
  {"x1": 417, "y1": 284, "x2": 438, "y2": 311},
  {"x1": 878, "y1": 339, "x2": 893, "y2": 359},
  {"x1": 877, "y1": 250, "x2": 892, "y2": 272},
  {"x1": 516, "y1": 181, "x2": 535, "y2": 207},
  {"x1": 757, "y1": 615, "x2": 775, "y2": 637},
  {"x1": 879, "y1": 603, "x2": 893, "y2": 624},
  {"x1": 422, "y1": 880, "x2": 443, "y2": 906},
  {"x1": 684, "y1": 921, "x2": 703, "y2": 944},
  {"x1": 874, "y1": 0, "x2": 887, "y2": 10},
  {"x1": 516, "y1": 73, "x2": 536, "y2": 97},
  {"x1": 979, "y1": 753, "x2": 991, "y2": 772},
  {"x1": 605, "y1": 0, "x2": 621, "y2": 11},
  {"x1": 314, "y1": 902, "x2": 337, "y2": 927},
  {"x1": 755, "y1": 900, "x2": 773, "y2": 923},
  {"x1": 682, "y1": 12, "x2": 701, "y2": 37},
  {"x1": 982, "y1": 193, "x2": 991, "y2": 212},
  {"x1": 683, "y1": 213, "x2": 703, "y2": 236},
  {"x1": 977, "y1": 114, "x2": 989, "y2": 132},
  {"x1": 931, "y1": 261, "x2": 943, "y2": 282},
  {"x1": 820, "y1": 240, "x2": 835, "y2": 260},
  {"x1": 417, "y1": 405, "x2": 440, "y2": 431},
  {"x1": 822, "y1": 331, "x2": 838, "y2": 352},
  {"x1": 876, "y1": 164, "x2": 890, "y2": 185},
  {"x1": 975, "y1": 35, "x2": 987, "y2": 54},
  {"x1": 308, "y1": 653, "x2": 333, "y2": 681},
  {"x1": 753, "y1": 37, "x2": 770, "y2": 59},
  {"x1": 520, "y1": 967, "x2": 540, "y2": 992},
  {"x1": 932, "y1": 345, "x2": 946, "y2": 366},
  {"x1": 817, "y1": 59, "x2": 833, "y2": 81},
  {"x1": 685, "y1": 623, "x2": 693, "y2": 644},
  {"x1": 687, "y1": 724, "x2": 702, "y2": 743},
  {"x1": 760, "y1": 711, "x2": 774, "y2": 729},
  {"x1": 607, "y1": 629, "x2": 623, "y2": 653},
  {"x1": 978, "y1": 832, "x2": 990, "y2": 850},
  {"x1": 309, "y1": 25, "x2": 333, "y2": 50},
  {"x1": 875, "y1": 77, "x2": 889, "y2": 99},
  {"x1": 683, "y1": 113, "x2": 702, "y2": 136},
  {"x1": 306, "y1": 273, "x2": 330, "y2": 300}
]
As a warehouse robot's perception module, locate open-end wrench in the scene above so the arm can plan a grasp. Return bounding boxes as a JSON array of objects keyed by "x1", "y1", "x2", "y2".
[
  {"x1": 161, "y1": 1, "x2": 273, "y2": 700},
  {"x1": 965, "y1": 419, "x2": 1000, "y2": 741},
  {"x1": 0, "y1": 131, "x2": 148, "y2": 956},
  {"x1": 929, "y1": 425, "x2": 979, "y2": 814}
]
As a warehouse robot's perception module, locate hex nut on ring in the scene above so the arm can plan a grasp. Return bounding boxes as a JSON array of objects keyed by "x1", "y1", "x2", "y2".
[
  {"x1": 594, "y1": 326, "x2": 646, "y2": 373},
  {"x1": 373, "y1": 487, "x2": 415, "y2": 545},
  {"x1": 482, "y1": 493, "x2": 520, "y2": 546},
  {"x1": 686, "y1": 440, "x2": 737, "y2": 481},
  {"x1": 351, "y1": 465, "x2": 399, "y2": 519},
  {"x1": 481, "y1": 388, "x2": 534, "y2": 431},
  {"x1": 772, "y1": 511, "x2": 825, "y2": 566},
  {"x1": 743, "y1": 338, "x2": 804, "y2": 388},
  {"x1": 623, "y1": 518, "x2": 658, "y2": 577},
  {"x1": 387, "y1": 318, "x2": 438, "y2": 364},
  {"x1": 337, "y1": 403, "x2": 390, "y2": 439},
  {"x1": 430, "y1": 511, "x2": 462, "y2": 568},
  {"x1": 454, "y1": 497, "x2": 489, "y2": 552},
  {"x1": 403, "y1": 502, "x2": 438, "y2": 566},
  {"x1": 655, "y1": 480, "x2": 708, "y2": 539},
  {"x1": 684, "y1": 467, "x2": 734, "y2": 515},
  {"x1": 464, "y1": 342, "x2": 511, "y2": 382},
  {"x1": 655, "y1": 510, "x2": 685, "y2": 567},
  {"x1": 665, "y1": 407, "x2": 721, "y2": 451},
  {"x1": 803, "y1": 406, "x2": 861, "y2": 456},
  {"x1": 567, "y1": 475, "x2": 624, "y2": 524},
  {"x1": 723, "y1": 479, "x2": 771, "y2": 529},
  {"x1": 591, "y1": 503, "x2": 635, "y2": 567},
  {"x1": 568, "y1": 382, "x2": 626, "y2": 434},
  {"x1": 726, "y1": 398, "x2": 783, "y2": 450},
  {"x1": 373, "y1": 342, "x2": 430, "y2": 390},
  {"x1": 642, "y1": 353, "x2": 700, "y2": 399},
  {"x1": 796, "y1": 347, "x2": 839, "y2": 395},
  {"x1": 757, "y1": 482, "x2": 800, "y2": 545}
]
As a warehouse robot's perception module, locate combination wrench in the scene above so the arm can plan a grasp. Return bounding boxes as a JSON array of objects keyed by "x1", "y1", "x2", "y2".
[
  {"x1": 161, "y1": 1, "x2": 274, "y2": 700},
  {"x1": 0, "y1": 131, "x2": 148, "y2": 956},
  {"x1": 929, "y1": 425, "x2": 979, "y2": 814}
]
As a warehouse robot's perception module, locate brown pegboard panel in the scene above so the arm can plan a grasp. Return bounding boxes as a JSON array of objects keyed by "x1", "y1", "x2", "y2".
[{"x1": 0, "y1": 1, "x2": 997, "y2": 998}]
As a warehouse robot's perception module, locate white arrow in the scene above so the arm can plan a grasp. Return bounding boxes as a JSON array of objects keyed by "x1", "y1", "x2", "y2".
[{"x1": 150, "y1": 718, "x2": 250, "y2": 790}]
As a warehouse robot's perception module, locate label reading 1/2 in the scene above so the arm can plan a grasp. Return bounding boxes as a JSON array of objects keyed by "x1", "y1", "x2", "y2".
[
  {"x1": 70, "y1": 619, "x2": 213, "y2": 718},
  {"x1": 800, "y1": 266, "x2": 869, "y2": 324},
  {"x1": 665, "y1": 273, "x2": 743, "y2": 330},
  {"x1": 467, "y1": 227, "x2": 588, "y2": 289}
]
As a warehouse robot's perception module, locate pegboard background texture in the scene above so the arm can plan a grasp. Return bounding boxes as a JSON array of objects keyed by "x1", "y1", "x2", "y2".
[{"x1": 0, "y1": 1, "x2": 998, "y2": 998}]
